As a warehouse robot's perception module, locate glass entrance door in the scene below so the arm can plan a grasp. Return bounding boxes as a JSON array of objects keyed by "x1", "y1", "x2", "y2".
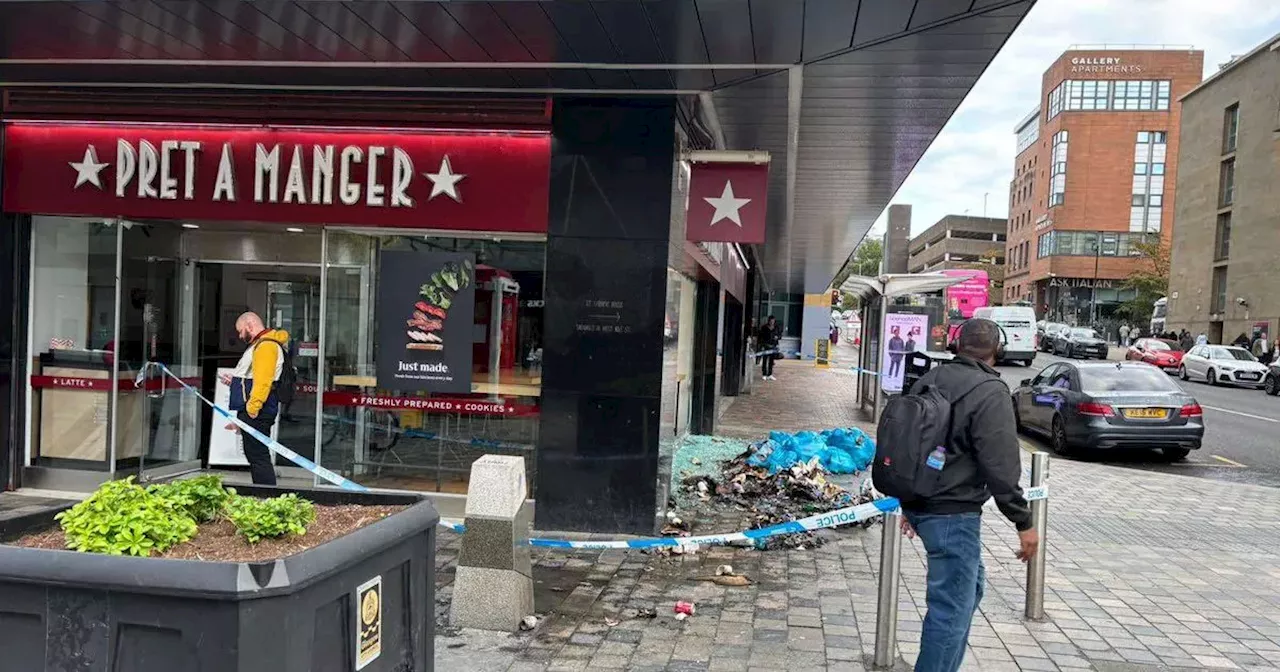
[{"x1": 119, "y1": 222, "x2": 203, "y2": 481}]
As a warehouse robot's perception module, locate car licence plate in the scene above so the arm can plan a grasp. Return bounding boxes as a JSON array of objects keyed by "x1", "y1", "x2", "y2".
[
  {"x1": 1122, "y1": 408, "x2": 1168, "y2": 419},
  {"x1": 1239, "y1": 372, "x2": 1261, "y2": 380}
]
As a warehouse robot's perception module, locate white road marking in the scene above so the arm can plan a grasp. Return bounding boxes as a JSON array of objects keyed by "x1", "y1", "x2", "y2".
[{"x1": 1200, "y1": 405, "x2": 1280, "y2": 423}]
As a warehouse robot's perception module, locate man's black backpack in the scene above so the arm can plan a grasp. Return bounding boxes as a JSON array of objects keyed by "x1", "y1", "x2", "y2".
[
  {"x1": 262, "y1": 340, "x2": 298, "y2": 406},
  {"x1": 872, "y1": 377, "x2": 993, "y2": 501}
]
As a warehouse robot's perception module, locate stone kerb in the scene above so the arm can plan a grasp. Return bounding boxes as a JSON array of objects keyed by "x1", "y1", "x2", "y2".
[{"x1": 449, "y1": 455, "x2": 534, "y2": 631}]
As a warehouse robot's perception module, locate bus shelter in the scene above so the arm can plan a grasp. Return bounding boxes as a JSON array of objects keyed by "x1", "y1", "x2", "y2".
[{"x1": 840, "y1": 273, "x2": 969, "y2": 414}]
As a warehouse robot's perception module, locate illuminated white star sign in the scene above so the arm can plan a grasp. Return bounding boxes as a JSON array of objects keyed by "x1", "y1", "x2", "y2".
[
  {"x1": 424, "y1": 155, "x2": 465, "y2": 201},
  {"x1": 70, "y1": 145, "x2": 110, "y2": 190},
  {"x1": 704, "y1": 180, "x2": 751, "y2": 226}
]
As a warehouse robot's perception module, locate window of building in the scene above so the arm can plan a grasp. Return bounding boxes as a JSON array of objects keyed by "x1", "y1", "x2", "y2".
[
  {"x1": 1131, "y1": 131, "x2": 1167, "y2": 233},
  {"x1": 1038, "y1": 232, "x2": 1051, "y2": 258},
  {"x1": 1215, "y1": 212, "x2": 1232, "y2": 261},
  {"x1": 1219, "y1": 158, "x2": 1236, "y2": 207},
  {"x1": 1211, "y1": 267, "x2": 1229, "y2": 314},
  {"x1": 1066, "y1": 79, "x2": 1112, "y2": 111},
  {"x1": 1049, "y1": 130, "x2": 1068, "y2": 206},
  {"x1": 1035, "y1": 231, "x2": 1157, "y2": 258},
  {"x1": 1047, "y1": 84, "x2": 1065, "y2": 119},
  {"x1": 1223, "y1": 103, "x2": 1240, "y2": 153}
]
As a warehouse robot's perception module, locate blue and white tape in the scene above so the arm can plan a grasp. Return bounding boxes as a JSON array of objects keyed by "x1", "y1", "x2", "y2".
[
  {"x1": 140, "y1": 363, "x2": 369, "y2": 492},
  {"x1": 849, "y1": 366, "x2": 881, "y2": 377},
  {"x1": 749, "y1": 348, "x2": 781, "y2": 360},
  {"x1": 439, "y1": 486, "x2": 1050, "y2": 549}
]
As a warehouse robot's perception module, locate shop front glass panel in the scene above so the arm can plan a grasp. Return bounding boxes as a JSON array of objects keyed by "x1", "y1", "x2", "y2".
[
  {"x1": 659, "y1": 269, "x2": 683, "y2": 446},
  {"x1": 117, "y1": 221, "x2": 201, "y2": 475},
  {"x1": 27, "y1": 216, "x2": 120, "y2": 471},
  {"x1": 674, "y1": 273, "x2": 696, "y2": 436},
  {"x1": 320, "y1": 230, "x2": 545, "y2": 493}
]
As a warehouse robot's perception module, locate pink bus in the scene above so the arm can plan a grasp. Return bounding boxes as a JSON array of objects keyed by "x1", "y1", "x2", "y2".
[{"x1": 942, "y1": 269, "x2": 990, "y2": 319}]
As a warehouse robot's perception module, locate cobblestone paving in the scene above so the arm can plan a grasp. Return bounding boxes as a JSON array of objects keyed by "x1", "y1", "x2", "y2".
[{"x1": 436, "y1": 354, "x2": 1280, "y2": 671}]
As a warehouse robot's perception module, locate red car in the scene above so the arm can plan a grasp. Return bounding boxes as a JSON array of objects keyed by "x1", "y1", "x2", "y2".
[{"x1": 1126, "y1": 338, "x2": 1184, "y2": 373}]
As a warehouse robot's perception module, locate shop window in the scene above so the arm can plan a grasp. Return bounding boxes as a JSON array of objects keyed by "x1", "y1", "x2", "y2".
[
  {"x1": 26, "y1": 217, "x2": 122, "y2": 470},
  {"x1": 319, "y1": 230, "x2": 545, "y2": 494}
]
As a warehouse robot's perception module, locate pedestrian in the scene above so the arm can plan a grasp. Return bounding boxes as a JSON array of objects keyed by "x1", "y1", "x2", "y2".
[
  {"x1": 1196, "y1": 332, "x2": 1208, "y2": 346},
  {"x1": 223, "y1": 311, "x2": 290, "y2": 485},
  {"x1": 1233, "y1": 332, "x2": 1250, "y2": 348},
  {"x1": 1118, "y1": 323, "x2": 1130, "y2": 347},
  {"x1": 892, "y1": 318, "x2": 1038, "y2": 672},
  {"x1": 1179, "y1": 330, "x2": 1194, "y2": 352},
  {"x1": 1271, "y1": 338, "x2": 1280, "y2": 365},
  {"x1": 1254, "y1": 333, "x2": 1271, "y2": 360},
  {"x1": 757, "y1": 315, "x2": 781, "y2": 381}
]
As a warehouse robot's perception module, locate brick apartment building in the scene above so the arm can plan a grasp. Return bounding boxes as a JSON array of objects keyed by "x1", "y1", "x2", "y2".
[
  {"x1": 1166, "y1": 33, "x2": 1280, "y2": 345},
  {"x1": 1003, "y1": 47, "x2": 1204, "y2": 325}
]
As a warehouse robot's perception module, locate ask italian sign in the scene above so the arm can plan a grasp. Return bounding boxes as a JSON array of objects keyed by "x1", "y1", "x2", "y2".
[{"x1": 1, "y1": 122, "x2": 551, "y2": 233}]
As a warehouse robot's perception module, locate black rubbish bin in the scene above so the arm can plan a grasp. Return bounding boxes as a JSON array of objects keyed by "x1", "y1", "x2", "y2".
[
  {"x1": 901, "y1": 350, "x2": 956, "y2": 392},
  {"x1": 0, "y1": 484, "x2": 437, "y2": 672}
]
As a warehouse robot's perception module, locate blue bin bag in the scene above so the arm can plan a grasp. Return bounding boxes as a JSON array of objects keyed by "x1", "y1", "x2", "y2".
[{"x1": 746, "y1": 427, "x2": 876, "y2": 475}]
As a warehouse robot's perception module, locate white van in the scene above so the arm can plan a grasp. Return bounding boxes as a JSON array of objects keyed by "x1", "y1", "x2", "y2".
[{"x1": 972, "y1": 306, "x2": 1037, "y2": 366}]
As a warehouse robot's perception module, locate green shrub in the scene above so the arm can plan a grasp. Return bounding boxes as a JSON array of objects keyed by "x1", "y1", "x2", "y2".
[
  {"x1": 224, "y1": 493, "x2": 317, "y2": 544},
  {"x1": 55, "y1": 478, "x2": 198, "y2": 556},
  {"x1": 147, "y1": 474, "x2": 234, "y2": 523}
]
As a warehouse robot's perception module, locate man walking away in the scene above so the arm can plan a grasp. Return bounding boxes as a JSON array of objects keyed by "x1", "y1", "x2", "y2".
[
  {"x1": 224, "y1": 311, "x2": 289, "y2": 485},
  {"x1": 1118, "y1": 323, "x2": 1130, "y2": 347},
  {"x1": 757, "y1": 315, "x2": 781, "y2": 381},
  {"x1": 892, "y1": 319, "x2": 1038, "y2": 672},
  {"x1": 1179, "y1": 330, "x2": 1194, "y2": 352},
  {"x1": 1196, "y1": 332, "x2": 1208, "y2": 346}
]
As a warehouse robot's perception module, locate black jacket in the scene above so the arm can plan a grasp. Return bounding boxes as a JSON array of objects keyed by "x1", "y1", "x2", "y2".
[
  {"x1": 902, "y1": 356, "x2": 1033, "y2": 531},
  {"x1": 757, "y1": 323, "x2": 780, "y2": 348}
]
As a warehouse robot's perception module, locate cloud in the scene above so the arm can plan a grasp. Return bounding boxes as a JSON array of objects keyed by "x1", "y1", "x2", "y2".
[{"x1": 866, "y1": 0, "x2": 1280, "y2": 239}]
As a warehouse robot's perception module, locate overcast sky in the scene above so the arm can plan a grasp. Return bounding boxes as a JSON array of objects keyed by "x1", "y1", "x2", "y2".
[{"x1": 865, "y1": 0, "x2": 1280, "y2": 239}]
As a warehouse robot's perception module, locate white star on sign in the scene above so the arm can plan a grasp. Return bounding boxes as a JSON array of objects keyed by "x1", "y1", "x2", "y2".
[
  {"x1": 424, "y1": 155, "x2": 465, "y2": 202},
  {"x1": 70, "y1": 145, "x2": 110, "y2": 190},
  {"x1": 704, "y1": 180, "x2": 751, "y2": 227}
]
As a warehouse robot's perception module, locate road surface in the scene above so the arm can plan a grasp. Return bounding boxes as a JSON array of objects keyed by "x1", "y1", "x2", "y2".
[{"x1": 996, "y1": 350, "x2": 1280, "y2": 488}]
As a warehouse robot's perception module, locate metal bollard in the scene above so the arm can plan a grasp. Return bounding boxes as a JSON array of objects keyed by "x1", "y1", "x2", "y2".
[
  {"x1": 1024, "y1": 452, "x2": 1050, "y2": 620},
  {"x1": 874, "y1": 511, "x2": 903, "y2": 668}
]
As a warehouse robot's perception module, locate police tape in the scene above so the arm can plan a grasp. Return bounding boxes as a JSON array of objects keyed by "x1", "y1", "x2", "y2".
[
  {"x1": 439, "y1": 486, "x2": 1049, "y2": 549},
  {"x1": 850, "y1": 366, "x2": 880, "y2": 377},
  {"x1": 749, "y1": 349, "x2": 782, "y2": 360},
  {"x1": 139, "y1": 363, "x2": 369, "y2": 492}
]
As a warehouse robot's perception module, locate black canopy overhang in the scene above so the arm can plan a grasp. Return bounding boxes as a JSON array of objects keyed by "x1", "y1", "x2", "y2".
[{"x1": 0, "y1": 0, "x2": 1036, "y2": 294}]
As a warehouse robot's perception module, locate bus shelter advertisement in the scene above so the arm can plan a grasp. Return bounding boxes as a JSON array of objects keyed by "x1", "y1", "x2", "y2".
[
  {"x1": 881, "y1": 313, "x2": 929, "y2": 393},
  {"x1": 942, "y1": 269, "x2": 989, "y2": 319}
]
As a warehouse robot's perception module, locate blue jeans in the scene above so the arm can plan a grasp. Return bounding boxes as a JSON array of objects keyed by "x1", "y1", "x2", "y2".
[{"x1": 903, "y1": 511, "x2": 985, "y2": 672}]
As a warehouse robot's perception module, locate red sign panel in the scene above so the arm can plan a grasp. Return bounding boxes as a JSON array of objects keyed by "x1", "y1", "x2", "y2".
[
  {"x1": 321, "y1": 391, "x2": 537, "y2": 417},
  {"x1": 685, "y1": 162, "x2": 769, "y2": 244},
  {"x1": 30, "y1": 375, "x2": 199, "y2": 392},
  {"x1": 2, "y1": 122, "x2": 551, "y2": 233}
]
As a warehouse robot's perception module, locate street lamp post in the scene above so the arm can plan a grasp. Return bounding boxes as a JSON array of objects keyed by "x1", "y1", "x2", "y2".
[{"x1": 1090, "y1": 235, "x2": 1101, "y2": 325}]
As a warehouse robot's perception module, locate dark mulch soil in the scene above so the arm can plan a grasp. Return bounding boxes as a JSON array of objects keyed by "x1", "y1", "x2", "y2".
[{"x1": 10, "y1": 504, "x2": 407, "y2": 563}]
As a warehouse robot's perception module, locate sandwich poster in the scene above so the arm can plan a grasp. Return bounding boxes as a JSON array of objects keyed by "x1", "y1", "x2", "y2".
[{"x1": 375, "y1": 250, "x2": 475, "y2": 393}]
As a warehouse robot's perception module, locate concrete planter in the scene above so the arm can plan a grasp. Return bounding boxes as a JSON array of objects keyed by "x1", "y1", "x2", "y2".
[{"x1": 0, "y1": 485, "x2": 437, "y2": 672}]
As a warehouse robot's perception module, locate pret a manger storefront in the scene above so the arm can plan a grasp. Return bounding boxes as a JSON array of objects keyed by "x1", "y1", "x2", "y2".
[{"x1": 1, "y1": 120, "x2": 551, "y2": 493}]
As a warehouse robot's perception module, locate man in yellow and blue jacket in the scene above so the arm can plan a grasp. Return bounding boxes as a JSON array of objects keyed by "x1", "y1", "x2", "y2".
[{"x1": 227, "y1": 312, "x2": 289, "y2": 485}]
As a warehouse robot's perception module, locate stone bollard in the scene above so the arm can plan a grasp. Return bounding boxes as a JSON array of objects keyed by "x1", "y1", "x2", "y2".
[{"x1": 449, "y1": 455, "x2": 534, "y2": 631}]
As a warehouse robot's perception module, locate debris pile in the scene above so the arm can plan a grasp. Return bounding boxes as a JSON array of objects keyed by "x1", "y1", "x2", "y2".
[{"x1": 673, "y1": 433, "x2": 881, "y2": 550}]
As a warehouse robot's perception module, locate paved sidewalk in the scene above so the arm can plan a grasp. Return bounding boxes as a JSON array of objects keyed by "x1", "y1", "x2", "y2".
[{"x1": 435, "y1": 355, "x2": 1280, "y2": 671}]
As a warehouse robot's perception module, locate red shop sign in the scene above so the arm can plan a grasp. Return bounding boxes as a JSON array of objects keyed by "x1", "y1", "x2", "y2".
[
  {"x1": 1, "y1": 122, "x2": 551, "y2": 233},
  {"x1": 31, "y1": 375, "x2": 199, "y2": 392},
  {"x1": 322, "y1": 391, "x2": 537, "y2": 417}
]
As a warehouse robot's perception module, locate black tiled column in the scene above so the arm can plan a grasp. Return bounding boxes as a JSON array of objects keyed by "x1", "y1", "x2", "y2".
[
  {"x1": 0, "y1": 214, "x2": 28, "y2": 491},
  {"x1": 535, "y1": 97, "x2": 676, "y2": 534}
]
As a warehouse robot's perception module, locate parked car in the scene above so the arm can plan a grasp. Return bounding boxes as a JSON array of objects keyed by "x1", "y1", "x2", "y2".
[
  {"x1": 1265, "y1": 360, "x2": 1280, "y2": 395},
  {"x1": 1179, "y1": 345, "x2": 1268, "y2": 388},
  {"x1": 1126, "y1": 338, "x2": 1184, "y2": 374},
  {"x1": 1039, "y1": 322, "x2": 1068, "y2": 352},
  {"x1": 1054, "y1": 327, "x2": 1108, "y2": 359},
  {"x1": 1012, "y1": 361, "x2": 1204, "y2": 460}
]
